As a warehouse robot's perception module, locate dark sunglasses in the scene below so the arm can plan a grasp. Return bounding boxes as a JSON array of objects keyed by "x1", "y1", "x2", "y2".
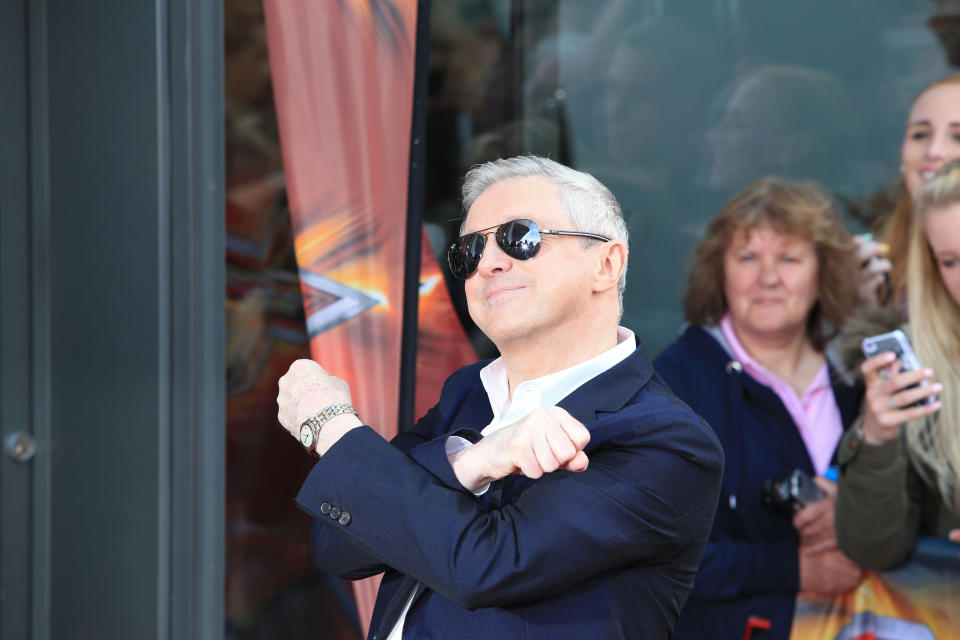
[{"x1": 447, "y1": 218, "x2": 611, "y2": 279}]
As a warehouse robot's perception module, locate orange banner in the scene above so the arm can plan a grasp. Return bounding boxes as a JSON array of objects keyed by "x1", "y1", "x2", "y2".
[
  {"x1": 263, "y1": 0, "x2": 475, "y2": 633},
  {"x1": 790, "y1": 538, "x2": 960, "y2": 640}
]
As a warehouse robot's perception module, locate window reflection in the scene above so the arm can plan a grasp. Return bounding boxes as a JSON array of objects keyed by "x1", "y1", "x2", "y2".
[
  {"x1": 425, "y1": 1, "x2": 954, "y2": 357},
  {"x1": 702, "y1": 65, "x2": 864, "y2": 193},
  {"x1": 224, "y1": 0, "x2": 361, "y2": 637}
]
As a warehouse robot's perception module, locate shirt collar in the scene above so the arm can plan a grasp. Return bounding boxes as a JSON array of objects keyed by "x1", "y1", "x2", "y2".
[
  {"x1": 479, "y1": 327, "x2": 636, "y2": 434},
  {"x1": 719, "y1": 314, "x2": 830, "y2": 396}
]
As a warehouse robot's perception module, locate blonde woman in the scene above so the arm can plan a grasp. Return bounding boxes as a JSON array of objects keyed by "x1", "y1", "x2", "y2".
[
  {"x1": 858, "y1": 73, "x2": 960, "y2": 307},
  {"x1": 836, "y1": 158, "x2": 960, "y2": 569}
]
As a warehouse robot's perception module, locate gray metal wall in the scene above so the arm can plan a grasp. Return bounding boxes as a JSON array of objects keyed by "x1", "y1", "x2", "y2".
[{"x1": 0, "y1": 0, "x2": 225, "y2": 638}]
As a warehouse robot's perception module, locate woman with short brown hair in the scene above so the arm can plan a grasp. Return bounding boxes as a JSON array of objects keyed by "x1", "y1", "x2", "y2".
[{"x1": 655, "y1": 177, "x2": 864, "y2": 640}]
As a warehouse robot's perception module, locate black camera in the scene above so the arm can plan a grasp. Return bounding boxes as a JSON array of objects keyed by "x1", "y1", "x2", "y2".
[{"x1": 762, "y1": 469, "x2": 824, "y2": 514}]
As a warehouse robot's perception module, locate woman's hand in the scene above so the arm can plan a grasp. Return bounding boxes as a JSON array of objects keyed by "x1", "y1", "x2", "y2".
[
  {"x1": 799, "y1": 545, "x2": 863, "y2": 595},
  {"x1": 794, "y1": 477, "x2": 863, "y2": 594},
  {"x1": 854, "y1": 235, "x2": 892, "y2": 306},
  {"x1": 792, "y1": 476, "x2": 839, "y2": 553},
  {"x1": 860, "y1": 352, "x2": 942, "y2": 445}
]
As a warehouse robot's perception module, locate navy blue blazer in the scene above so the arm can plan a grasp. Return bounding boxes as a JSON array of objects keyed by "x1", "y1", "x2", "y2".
[
  {"x1": 654, "y1": 326, "x2": 863, "y2": 640},
  {"x1": 295, "y1": 345, "x2": 724, "y2": 639}
]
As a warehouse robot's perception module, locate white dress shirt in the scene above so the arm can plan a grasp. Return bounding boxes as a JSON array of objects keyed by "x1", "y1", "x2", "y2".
[{"x1": 478, "y1": 326, "x2": 637, "y2": 437}]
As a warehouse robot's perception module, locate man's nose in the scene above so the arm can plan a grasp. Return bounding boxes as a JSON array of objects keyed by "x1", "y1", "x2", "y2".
[{"x1": 475, "y1": 235, "x2": 513, "y2": 276}]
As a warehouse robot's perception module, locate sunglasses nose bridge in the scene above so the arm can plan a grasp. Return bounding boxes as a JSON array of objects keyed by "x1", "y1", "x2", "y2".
[{"x1": 474, "y1": 229, "x2": 515, "y2": 275}]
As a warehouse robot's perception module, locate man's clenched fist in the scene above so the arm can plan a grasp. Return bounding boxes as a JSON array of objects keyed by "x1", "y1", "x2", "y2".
[{"x1": 451, "y1": 406, "x2": 591, "y2": 492}]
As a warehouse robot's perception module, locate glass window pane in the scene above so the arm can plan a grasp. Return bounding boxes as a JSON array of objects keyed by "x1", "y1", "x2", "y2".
[{"x1": 425, "y1": 0, "x2": 952, "y2": 357}]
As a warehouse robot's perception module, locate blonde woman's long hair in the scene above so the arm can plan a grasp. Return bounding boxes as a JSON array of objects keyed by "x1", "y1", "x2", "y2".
[{"x1": 906, "y1": 158, "x2": 960, "y2": 509}]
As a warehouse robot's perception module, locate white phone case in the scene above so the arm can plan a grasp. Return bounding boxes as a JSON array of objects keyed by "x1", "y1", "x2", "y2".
[{"x1": 861, "y1": 329, "x2": 921, "y2": 371}]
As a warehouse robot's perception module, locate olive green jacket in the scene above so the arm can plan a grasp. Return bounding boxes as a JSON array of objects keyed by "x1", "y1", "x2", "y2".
[{"x1": 835, "y1": 423, "x2": 960, "y2": 570}]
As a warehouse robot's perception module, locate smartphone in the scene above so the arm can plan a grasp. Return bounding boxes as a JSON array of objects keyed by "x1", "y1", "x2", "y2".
[{"x1": 861, "y1": 329, "x2": 937, "y2": 407}]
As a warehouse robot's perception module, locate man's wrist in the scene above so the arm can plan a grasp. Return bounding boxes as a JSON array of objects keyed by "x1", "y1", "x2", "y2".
[
  {"x1": 300, "y1": 403, "x2": 361, "y2": 456},
  {"x1": 449, "y1": 442, "x2": 496, "y2": 493},
  {"x1": 313, "y1": 413, "x2": 363, "y2": 457}
]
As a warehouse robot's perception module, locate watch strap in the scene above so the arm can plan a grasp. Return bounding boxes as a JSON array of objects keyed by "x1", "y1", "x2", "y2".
[{"x1": 301, "y1": 403, "x2": 359, "y2": 453}]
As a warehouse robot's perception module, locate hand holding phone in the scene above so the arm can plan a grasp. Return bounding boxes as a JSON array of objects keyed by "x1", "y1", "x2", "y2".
[
  {"x1": 859, "y1": 330, "x2": 942, "y2": 444},
  {"x1": 861, "y1": 330, "x2": 937, "y2": 408}
]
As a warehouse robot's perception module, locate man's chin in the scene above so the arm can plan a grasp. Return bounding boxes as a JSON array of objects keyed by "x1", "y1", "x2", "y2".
[{"x1": 479, "y1": 321, "x2": 533, "y2": 349}]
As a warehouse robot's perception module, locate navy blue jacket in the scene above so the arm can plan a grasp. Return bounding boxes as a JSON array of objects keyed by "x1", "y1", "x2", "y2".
[
  {"x1": 654, "y1": 326, "x2": 863, "y2": 640},
  {"x1": 296, "y1": 345, "x2": 724, "y2": 639}
]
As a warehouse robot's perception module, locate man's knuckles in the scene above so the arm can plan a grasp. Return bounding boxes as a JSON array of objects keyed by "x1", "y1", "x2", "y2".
[
  {"x1": 570, "y1": 429, "x2": 590, "y2": 450},
  {"x1": 289, "y1": 358, "x2": 319, "y2": 373},
  {"x1": 539, "y1": 457, "x2": 560, "y2": 473}
]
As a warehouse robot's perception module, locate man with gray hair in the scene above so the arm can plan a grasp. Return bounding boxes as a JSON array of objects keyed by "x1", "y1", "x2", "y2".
[{"x1": 277, "y1": 155, "x2": 723, "y2": 639}]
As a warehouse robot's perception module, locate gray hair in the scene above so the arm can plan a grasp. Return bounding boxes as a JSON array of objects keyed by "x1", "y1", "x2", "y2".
[{"x1": 461, "y1": 155, "x2": 629, "y2": 312}]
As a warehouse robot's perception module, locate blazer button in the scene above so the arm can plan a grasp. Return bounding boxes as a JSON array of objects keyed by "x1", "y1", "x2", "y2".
[
  {"x1": 338, "y1": 511, "x2": 352, "y2": 526},
  {"x1": 329, "y1": 506, "x2": 342, "y2": 520},
  {"x1": 319, "y1": 502, "x2": 332, "y2": 515}
]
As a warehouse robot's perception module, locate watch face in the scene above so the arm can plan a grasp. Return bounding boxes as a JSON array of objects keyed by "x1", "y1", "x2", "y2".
[{"x1": 300, "y1": 423, "x2": 314, "y2": 449}]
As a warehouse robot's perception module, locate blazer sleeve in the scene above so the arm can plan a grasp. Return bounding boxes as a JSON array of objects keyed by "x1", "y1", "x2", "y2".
[
  {"x1": 305, "y1": 518, "x2": 387, "y2": 580},
  {"x1": 296, "y1": 401, "x2": 722, "y2": 610},
  {"x1": 655, "y1": 336, "x2": 801, "y2": 598},
  {"x1": 299, "y1": 370, "x2": 485, "y2": 580}
]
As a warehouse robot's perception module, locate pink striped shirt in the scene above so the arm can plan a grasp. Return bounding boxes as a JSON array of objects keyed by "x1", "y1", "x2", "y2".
[{"x1": 720, "y1": 315, "x2": 842, "y2": 476}]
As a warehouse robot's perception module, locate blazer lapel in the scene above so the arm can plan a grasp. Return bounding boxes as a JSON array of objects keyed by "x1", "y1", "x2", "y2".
[
  {"x1": 446, "y1": 347, "x2": 651, "y2": 442},
  {"x1": 449, "y1": 381, "x2": 494, "y2": 433},
  {"x1": 557, "y1": 346, "x2": 653, "y2": 452}
]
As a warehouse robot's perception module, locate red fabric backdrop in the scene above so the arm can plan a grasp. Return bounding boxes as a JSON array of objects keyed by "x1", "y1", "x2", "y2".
[{"x1": 263, "y1": 0, "x2": 475, "y2": 633}]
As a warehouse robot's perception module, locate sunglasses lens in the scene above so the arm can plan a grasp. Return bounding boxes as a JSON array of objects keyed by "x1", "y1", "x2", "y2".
[
  {"x1": 447, "y1": 219, "x2": 543, "y2": 279},
  {"x1": 497, "y1": 219, "x2": 541, "y2": 261},
  {"x1": 447, "y1": 233, "x2": 485, "y2": 279}
]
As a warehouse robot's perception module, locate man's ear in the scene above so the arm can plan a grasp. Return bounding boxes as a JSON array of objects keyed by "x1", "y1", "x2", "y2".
[{"x1": 593, "y1": 241, "x2": 627, "y2": 294}]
